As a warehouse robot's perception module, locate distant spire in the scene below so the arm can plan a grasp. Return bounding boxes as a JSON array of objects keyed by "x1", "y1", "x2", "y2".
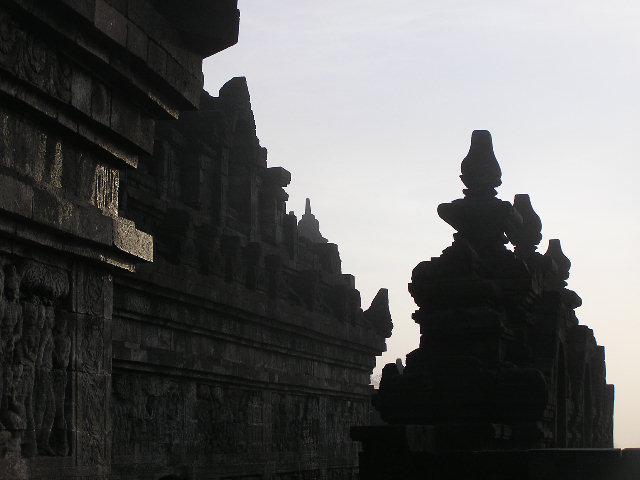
[{"x1": 298, "y1": 197, "x2": 327, "y2": 243}]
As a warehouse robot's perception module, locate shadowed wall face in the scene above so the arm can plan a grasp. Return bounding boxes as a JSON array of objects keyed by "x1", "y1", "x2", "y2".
[
  {"x1": 0, "y1": 1, "x2": 389, "y2": 478},
  {"x1": 113, "y1": 78, "x2": 390, "y2": 480},
  {"x1": 0, "y1": 0, "x2": 239, "y2": 478}
]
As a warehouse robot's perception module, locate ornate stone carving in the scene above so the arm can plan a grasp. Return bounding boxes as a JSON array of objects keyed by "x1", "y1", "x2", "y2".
[
  {"x1": 0, "y1": 260, "x2": 71, "y2": 460},
  {"x1": 298, "y1": 199, "x2": 327, "y2": 244},
  {"x1": 0, "y1": 9, "x2": 72, "y2": 103},
  {"x1": 371, "y1": 131, "x2": 612, "y2": 451},
  {"x1": 511, "y1": 194, "x2": 543, "y2": 258}
]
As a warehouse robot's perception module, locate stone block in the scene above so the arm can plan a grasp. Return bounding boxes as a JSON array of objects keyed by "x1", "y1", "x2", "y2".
[
  {"x1": 71, "y1": 68, "x2": 93, "y2": 116},
  {"x1": 126, "y1": 20, "x2": 148, "y2": 60},
  {"x1": 76, "y1": 371, "x2": 109, "y2": 433},
  {"x1": 109, "y1": 93, "x2": 150, "y2": 151},
  {"x1": 77, "y1": 206, "x2": 113, "y2": 245},
  {"x1": 148, "y1": 40, "x2": 167, "y2": 76},
  {"x1": 112, "y1": 217, "x2": 153, "y2": 261},
  {"x1": 74, "y1": 265, "x2": 111, "y2": 317},
  {"x1": 90, "y1": 80, "x2": 111, "y2": 125},
  {"x1": 0, "y1": 174, "x2": 33, "y2": 218},
  {"x1": 60, "y1": 0, "x2": 96, "y2": 20},
  {"x1": 32, "y1": 189, "x2": 73, "y2": 232},
  {"x1": 76, "y1": 313, "x2": 107, "y2": 373},
  {"x1": 94, "y1": 0, "x2": 127, "y2": 46},
  {"x1": 76, "y1": 430, "x2": 108, "y2": 467},
  {"x1": 56, "y1": 109, "x2": 78, "y2": 132}
]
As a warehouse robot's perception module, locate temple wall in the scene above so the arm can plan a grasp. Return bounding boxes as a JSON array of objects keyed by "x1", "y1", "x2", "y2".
[
  {"x1": 0, "y1": 1, "x2": 239, "y2": 478},
  {"x1": 112, "y1": 81, "x2": 389, "y2": 479}
]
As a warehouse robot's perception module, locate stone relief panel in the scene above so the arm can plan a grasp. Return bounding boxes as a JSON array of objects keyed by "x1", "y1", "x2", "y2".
[
  {"x1": 0, "y1": 258, "x2": 73, "y2": 462},
  {"x1": 112, "y1": 371, "x2": 369, "y2": 477},
  {"x1": 0, "y1": 8, "x2": 72, "y2": 104},
  {"x1": 0, "y1": 102, "x2": 120, "y2": 217}
]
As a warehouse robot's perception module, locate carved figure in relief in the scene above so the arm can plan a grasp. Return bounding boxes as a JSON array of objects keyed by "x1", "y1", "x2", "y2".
[
  {"x1": 34, "y1": 297, "x2": 55, "y2": 455},
  {"x1": 0, "y1": 267, "x2": 5, "y2": 415},
  {"x1": 16, "y1": 291, "x2": 44, "y2": 457},
  {"x1": 49, "y1": 311, "x2": 71, "y2": 456},
  {"x1": 0, "y1": 265, "x2": 22, "y2": 428}
]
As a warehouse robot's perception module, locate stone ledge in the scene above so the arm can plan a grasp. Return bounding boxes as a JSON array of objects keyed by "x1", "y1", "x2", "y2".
[
  {"x1": 351, "y1": 425, "x2": 640, "y2": 480},
  {"x1": 0, "y1": 174, "x2": 152, "y2": 267},
  {"x1": 115, "y1": 271, "x2": 385, "y2": 357}
]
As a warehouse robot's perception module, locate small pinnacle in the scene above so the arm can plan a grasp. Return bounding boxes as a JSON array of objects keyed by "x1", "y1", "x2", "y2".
[
  {"x1": 460, "y1": 130, "x2": 502, "y2": 194},
  {"x1": 471, "y1": 130, "x2": 493, "y2": 148},
  {"x1": 298, "y1": 197, "x2": 327, "y2": 243},
  {"x1": 545, "y1": 239, "x2": 571, "y2": 280}
]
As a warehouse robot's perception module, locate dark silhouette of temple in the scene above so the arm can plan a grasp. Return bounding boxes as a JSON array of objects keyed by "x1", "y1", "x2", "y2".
[
  {"x1": 113, "y1": 78, "x2": 391, "y2": 479},
  {"x1": 0, "y1": 1, "x2": 637, "y2": 479},
  {"x1": 352, "y1": 131, "x2": 639, "y2": 479},
  {"x1": 0, "y1": 1, "x2": 389, "y2": 478}
]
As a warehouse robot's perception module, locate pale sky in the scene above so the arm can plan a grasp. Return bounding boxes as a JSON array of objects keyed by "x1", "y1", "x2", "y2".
[{"x1": 203, "y1": 0, "x2": 640, "y2": 447}]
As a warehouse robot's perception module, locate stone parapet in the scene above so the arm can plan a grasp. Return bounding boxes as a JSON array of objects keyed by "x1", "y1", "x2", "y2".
[{"x1": 353, "y1": 425, "x2": 639, "y2": 480}]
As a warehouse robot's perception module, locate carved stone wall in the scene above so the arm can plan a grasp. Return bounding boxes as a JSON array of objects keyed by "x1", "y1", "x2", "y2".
[
  {"x1": 113, "y1": 79, "x2": 390, "y2": 479},
  {"x1": 0, "y1": 0, "x2": 240, "y2": 478},
  {"x1": 0, "y1": 1, "x2": 386, "y2": 477}
]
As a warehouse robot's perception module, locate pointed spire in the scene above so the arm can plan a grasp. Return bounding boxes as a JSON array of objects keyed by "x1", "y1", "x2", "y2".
[
  {"x1": 364, "y1": 288, "x2": 393, "y2": 338},
  {"x1": 219, "y1": 76, "x2": 251, "y2": 106},
  {"x1": 460, "y1": 130, "x2": 502, "y2": 196},
  {"x1": 298, "y1": 197, "x2": 327, "y2": 243}
]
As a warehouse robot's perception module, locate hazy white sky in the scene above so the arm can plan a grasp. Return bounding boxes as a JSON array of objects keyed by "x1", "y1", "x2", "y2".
[{"x1": 204, "y1": 0, "x2": 640, "y2": 447}]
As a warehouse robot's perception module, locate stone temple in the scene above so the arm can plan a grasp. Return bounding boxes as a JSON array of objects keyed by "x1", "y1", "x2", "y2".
[
  {"x1": 0, "y1": 1, "x2": 636, "y2": 480},
  {"x1": 352, "y1": 131, "x2": 639, "y2": 479},
  {"x1": 0, "y1": 2, "x2": 389, "y2": 478}
]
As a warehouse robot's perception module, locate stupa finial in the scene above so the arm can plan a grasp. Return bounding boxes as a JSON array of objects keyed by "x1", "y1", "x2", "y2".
[
  {"x1": 545, "y1": 239, "x2": 571, "y2": 281},
  {"x1": 511, "y1": 194, "x2": 542, "y2": 256},
  {"x1": 298, "y1": 198, "x2": 327, "y2": 243},
  {"x1": 460, "y1": 130, "x2": 502, "y2": 196}
]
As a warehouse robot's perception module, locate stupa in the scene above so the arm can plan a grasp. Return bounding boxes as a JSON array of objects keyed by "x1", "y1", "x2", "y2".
[{"x1": 351, "y1": 131, "x2": 636, "y2": 480}]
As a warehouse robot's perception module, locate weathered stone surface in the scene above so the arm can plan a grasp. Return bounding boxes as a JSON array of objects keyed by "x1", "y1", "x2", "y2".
[
  {"x1": 113, "y1": 78, "x2": 390, "y2": 479},
  {"x1": 0, "y1": 3, "x2": 392, "y2": 478},
  {"x1": 0, "y1": 1, "x2": 241, "y2": 478}
]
